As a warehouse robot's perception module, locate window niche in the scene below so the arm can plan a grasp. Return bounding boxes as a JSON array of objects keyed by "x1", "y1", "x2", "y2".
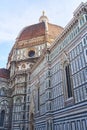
[
  {"x1": 0, "y1": 88, "x2": 6, "y2": 96},
  {"x1": 37, "y1": 87, "x2": 40, "y2": 111},
  {"x1": 63, "y1": 61, "x2": 74, "y2": 106},
  {"x1": 46, "y1": 119, "x2": 53, "y2": 130},
  {"x1": 65, "y1": 64, "x2": 72, "y2": 98},
  {"x1": 35, "y1": 85, "x2": 40, "y2": 112},
  {"x1": 78, "y1": 14, "x2": 86, "y2": 28},
  {"x1": 46, "y1": 79, "x2": 51, "y2": 88},
  {"x1": 16, "y1": 97, "x2": 21, "y2": 105},
  {"x1": 0, "y1": 110, "x2": 5, "y2": 126}
]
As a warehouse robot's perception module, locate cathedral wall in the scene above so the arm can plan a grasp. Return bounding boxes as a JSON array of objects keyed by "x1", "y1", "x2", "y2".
[
  {"x1": 29, "y1": 7, "x2": 87, "y2": 130},
  {"x1": 2, "y1": 2, "x2": 87, "y2": 130},
  {"x1": 0, "y1": 77, "x2": 12, "y2": 130}
]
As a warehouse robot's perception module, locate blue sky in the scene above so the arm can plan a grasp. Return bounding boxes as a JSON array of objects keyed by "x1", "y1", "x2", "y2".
[{"x1": 0, "y1": 0, "x2": 87, "y2": 68}]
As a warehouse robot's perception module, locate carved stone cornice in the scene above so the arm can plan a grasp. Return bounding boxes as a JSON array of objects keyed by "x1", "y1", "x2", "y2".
[
  {"x1": 15, "y1": 36, "x2": 46, "y2": 48},
  {"x1": 73, "y1": 2, "x2": 87, "y2": 17}
]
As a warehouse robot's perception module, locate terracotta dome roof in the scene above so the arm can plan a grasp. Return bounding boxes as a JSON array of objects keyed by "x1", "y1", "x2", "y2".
[
  {"x1": 17, "y1": 22, "x2": 45, "y2": 42},
  {"x1": 48, "y1": 23, "x2": 63, "y2": 39},
  {"x1": 17, "y1": 22, "x2": 63, "y2": 42},
  {"x1": 0, "y1": 68, "x2": 10, "y2": 79}
]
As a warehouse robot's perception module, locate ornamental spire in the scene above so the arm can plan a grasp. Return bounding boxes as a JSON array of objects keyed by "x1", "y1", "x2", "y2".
[
  {"x1": 39, "y1": 11, "x2": 49, "y2": 23},
  {"x1": 42, "y1": 10, "x2": 45, "y2": 16}
]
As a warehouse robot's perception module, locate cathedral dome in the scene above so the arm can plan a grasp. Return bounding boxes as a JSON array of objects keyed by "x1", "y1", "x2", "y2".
[
  {"x1": 0, "y1": 69, "x2": 10, "y2": 79},
  {"x1": 17, "y1": 22, "x2": 63, "y2": 42},
  {"x1": 16, "y1": 12, "x2": 63, "y2": 42},
  {"x1": 7, "y1": 13, "x2": 63, "y2": 69},
  {"x1": 17, "y1": 22, "x2": 46, "y2": 42}
]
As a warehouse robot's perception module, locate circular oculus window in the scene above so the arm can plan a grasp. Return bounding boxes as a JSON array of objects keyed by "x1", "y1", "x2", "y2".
[{"x1": 28, "y1": 50, "x2": 35, "y2": 57}]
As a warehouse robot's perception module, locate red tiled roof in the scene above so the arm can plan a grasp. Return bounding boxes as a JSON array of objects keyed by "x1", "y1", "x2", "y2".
[
  {"x1": 17, "y1": 22, "x2": 63, "y2": 42},
  {"x1": 17, "y1": 22, "x2": 45, "y2": 41},
  {"x1": 48, "y1": 23, "x2": 63, "y2": 38},
  {"x1": 0, "y1": 68, "x2": 10, "y2": 79}
]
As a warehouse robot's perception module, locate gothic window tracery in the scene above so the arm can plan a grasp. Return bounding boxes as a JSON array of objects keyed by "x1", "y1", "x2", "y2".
[{"x1": 64, "y1": 62, "x2": 73, "y2": 99}]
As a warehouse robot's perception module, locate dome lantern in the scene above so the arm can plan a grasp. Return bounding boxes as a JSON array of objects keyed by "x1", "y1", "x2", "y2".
[{"x1": 39, "y1": 11, "x2": 49, "y2": 23}]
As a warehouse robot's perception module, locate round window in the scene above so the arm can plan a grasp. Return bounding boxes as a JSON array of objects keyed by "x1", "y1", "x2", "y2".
[{"x1": 28, "y1": 50, "x2": 35, "y2": 57}]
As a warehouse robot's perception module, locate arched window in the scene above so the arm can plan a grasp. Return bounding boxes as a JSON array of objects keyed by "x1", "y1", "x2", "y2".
[
  {"x1": 0, "y1": 110, "x2": 5, "y2": 126},
  {"x1": 37, "y1": 88, "x2": 40, "y2": 111},
  {"x1": 0, "y1": 88, "x2": 6, "y2": 96},
  {"x1": 16, "y1": 98, "x2": 21, "y2": 104},
  {"x1": 22, "y1": 126, "x2": 25, "y2": 130},
  {"x1": 30, "y1": 113, "x2": 34, "y2": 130},
  {"x1": 65, "y1": 64, "x2": 72, "y2": 98}
]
